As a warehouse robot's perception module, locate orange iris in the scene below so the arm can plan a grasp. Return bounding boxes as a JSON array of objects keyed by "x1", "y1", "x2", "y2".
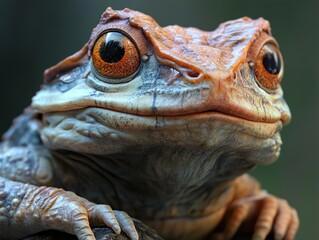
[
  {"x1": 254, "y1": 43, "x2": 283, "y2": 90},
  {"x1": 92, "y1": 31, "x2": 140, "y2": 80}
]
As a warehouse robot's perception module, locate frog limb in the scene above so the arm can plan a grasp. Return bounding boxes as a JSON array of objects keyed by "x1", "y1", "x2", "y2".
[
  {"x1": 211, "y1": 176, "x2": 299, "y2": 240},
  {"x1": 0, "y1": 110, "x2": 138, "y2": 240},
  {"x1": 0, "y1": 108, "x2": 53, "y2": 185},
  {"x1": 252, "y1": 196, "x2": 299, "y2": 240},
  {"x1": 0, "y1": 144, "x2": 138, "y2": 240},
  {"x1": 0, "y1": 177, "x2": 138, "y2": 240},
  {"x1": 0, "y1": 143, "x2": 53, "y2": 186}
]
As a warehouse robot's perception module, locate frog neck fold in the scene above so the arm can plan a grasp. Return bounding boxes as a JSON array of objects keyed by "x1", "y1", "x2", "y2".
[{"x1": 48, "y1": 147, "x2": 255, "y2": 219}]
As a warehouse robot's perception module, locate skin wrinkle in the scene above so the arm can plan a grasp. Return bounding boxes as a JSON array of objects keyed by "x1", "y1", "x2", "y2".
[
  {"x1": 52, "y1": 150, "x2": 123, "y2": 206},
  {"x1": 150, "y1": 69, "x2": 159, "y2": 115}
]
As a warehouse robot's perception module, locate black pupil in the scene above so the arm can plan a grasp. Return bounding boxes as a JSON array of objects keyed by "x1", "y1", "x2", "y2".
[
  {"x1": 263, "y1": 51, "x2": 281, "y2": 75},
  {"x1": 99, "y1": 39, "x2": 125, "y2": 63}
]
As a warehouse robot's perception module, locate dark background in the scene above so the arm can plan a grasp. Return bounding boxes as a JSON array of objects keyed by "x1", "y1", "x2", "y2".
[{"x1": 0, "y1": 1, "x2": 317, "y2": 239}]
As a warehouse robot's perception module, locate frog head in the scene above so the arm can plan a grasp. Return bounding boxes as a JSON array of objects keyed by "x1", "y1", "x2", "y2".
[{"x1": 32, "y1": 8, "x2": 290, "y2": 167}]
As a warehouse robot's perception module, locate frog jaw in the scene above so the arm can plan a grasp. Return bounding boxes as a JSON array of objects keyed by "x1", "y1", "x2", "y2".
[
  {"x1": 40, "y1": 105, "x2": 282, "y2": 166},
  {"x1": 33, "y1": 55, "x2": 286, "y2": 162}
]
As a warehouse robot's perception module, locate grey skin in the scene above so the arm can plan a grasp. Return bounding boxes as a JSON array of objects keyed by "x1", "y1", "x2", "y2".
[{"x1": 0, "y1": 8, "x2": 295, "y2": 240}]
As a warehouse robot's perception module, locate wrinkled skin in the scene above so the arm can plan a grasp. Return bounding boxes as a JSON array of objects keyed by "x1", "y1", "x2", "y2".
[{"x1": 0, "y1": 8, "x2": 299, "y2": 240}]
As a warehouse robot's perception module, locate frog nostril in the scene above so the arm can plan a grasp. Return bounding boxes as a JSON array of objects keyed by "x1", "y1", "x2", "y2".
[
  {"x1": 187, "y1": 71, "x2": 200, "y2": 78},
  {"x1": 184, "y1": 70, "x2": 202, "y2": 80},
  {"x1": 182, "y1": 70, "x2": 205, "y2": 83}
]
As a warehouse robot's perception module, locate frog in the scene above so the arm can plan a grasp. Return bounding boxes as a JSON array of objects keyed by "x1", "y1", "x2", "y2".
[{"x1": 0, "y1": 7, "x2": 299, "y2": 240}]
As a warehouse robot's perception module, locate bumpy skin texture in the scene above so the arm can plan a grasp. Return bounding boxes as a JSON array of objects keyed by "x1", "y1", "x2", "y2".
[{"x1": 0, "y1": 8, "x2": 299, "y2": 240}]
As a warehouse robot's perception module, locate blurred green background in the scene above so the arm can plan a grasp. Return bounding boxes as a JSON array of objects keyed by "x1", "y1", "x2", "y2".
[{"x1": 0, "y1": 0, "x2": 317, "y2": 239}]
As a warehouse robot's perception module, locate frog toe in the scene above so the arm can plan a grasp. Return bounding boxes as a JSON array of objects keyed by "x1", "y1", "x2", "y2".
[
  {"x1": 72, "y1": 212, "x2": 95, "y2": 240},
  {"x1": 89, "y1": 204, "x2": 121, "y2": 234},
  {"x1": 114, "y1": 210, "x2": 139, "y2": 240},
  {"x1": 284, "y1": 209, "x2": 299, "y2": 240},
  {"x1": 253, "y1": 196, "x2": 299, "y2": 240},
  {"x1": 274, "y1": 204, "x2": 299, "y2": 240}
]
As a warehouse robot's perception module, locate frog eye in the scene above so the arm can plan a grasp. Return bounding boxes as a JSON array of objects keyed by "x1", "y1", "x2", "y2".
[
  {"x1": 91, "y1": 31, "x2": 140, "y2": 82},
  {"x1": 253, "y1": 43, "x2": 283, "y2": 90}
]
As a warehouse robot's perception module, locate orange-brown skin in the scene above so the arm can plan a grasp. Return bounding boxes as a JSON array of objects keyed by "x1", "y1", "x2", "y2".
[{"x1": 0, "y1": 8, "x2": 299, "y2": 240}]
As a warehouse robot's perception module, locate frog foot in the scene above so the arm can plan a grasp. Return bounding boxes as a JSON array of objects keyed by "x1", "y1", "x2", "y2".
[
  {"x1": 27, "y1": 187, "x2": 139, "y2": 240},
  {"x1": 211, "y1": 191, "x2": 299, "y2": 240}
]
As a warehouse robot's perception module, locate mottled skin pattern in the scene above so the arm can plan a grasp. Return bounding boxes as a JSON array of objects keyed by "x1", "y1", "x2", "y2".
[{"x1": 0, "y1": 8, "x2": 299, "y2": 240}]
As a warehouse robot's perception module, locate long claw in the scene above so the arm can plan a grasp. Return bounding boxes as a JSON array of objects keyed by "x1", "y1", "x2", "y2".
[
  {"x1": 114, "y1": 210, "x2": 139, "y2": 240},
  {"x1": 253, "y1": 196, "x2": 278, "y2": 240},
  {"x1": 274, "y1": 200, "x2": 291, "y2": 240},
  {"x1": 73, "y1": 211, "x2": 96, "y2": 240},
  {"x1": 223, "y1": 203, "x2": 250, "y2": 239},
  {"x1": 284, "y1": 209, "x2": 299, "y2": 240},
  {"x1": 90, "y1": 205, "x2": 121, "y2": 235}
]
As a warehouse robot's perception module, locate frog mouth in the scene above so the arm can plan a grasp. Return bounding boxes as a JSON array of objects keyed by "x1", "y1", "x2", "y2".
[
  {"x1": 42, "y1": 106, "x2": 283, "y2": 140},
  {"x1": 33, "y1": 81, "x2": 285, "y2": 139},
  {"x1": 32, "y1": 76, "x2": 290, "y2": 127},
  {"x1": 33, "y1": 89, "x2": 285, "y2": 127}
]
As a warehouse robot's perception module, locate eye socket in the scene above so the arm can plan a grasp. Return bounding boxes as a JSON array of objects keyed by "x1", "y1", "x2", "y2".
[
  {"x1": 254, "y1": 43, "x2": 283, "y2": 90},
  {"x1": 92, "y1": 31, "x2": 140, "y2": 81}
]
